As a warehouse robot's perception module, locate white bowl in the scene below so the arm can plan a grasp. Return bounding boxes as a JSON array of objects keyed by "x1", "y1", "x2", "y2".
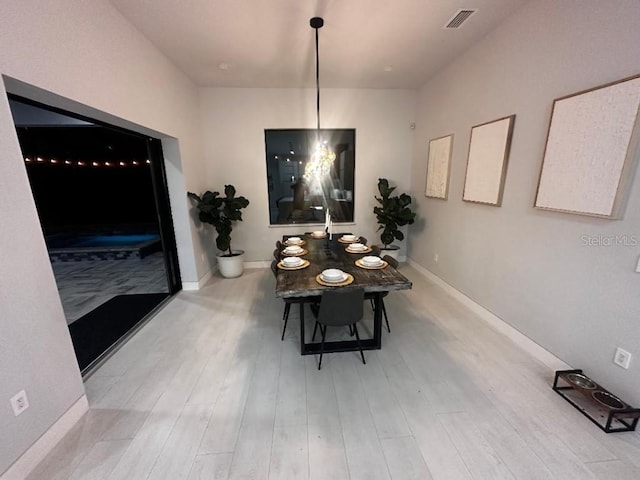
[
  {"x1": 282, "y1": 257, "x2": 303, "y2": 267},
  {"x1": 287, "y1": 236, "x2": 302, "y2": 244},
  {"x1": 349, "y1": 243, "x2": 366, "y2": 250},
  {"x1": 311, "y1": 230, "x2": 325, "y2": 237},
  {"x1": 321, "y1": 268, "x2": 344, "y2": 281},
  {"x1": 361, "y1": 255, "x2": 382, "y2": 266},
  {"x1": 283, "y1": 245, "x2": 303, "y2": 254},
  {"x1": 342, "y1": 234, "x2": 358, "y2": 242}
]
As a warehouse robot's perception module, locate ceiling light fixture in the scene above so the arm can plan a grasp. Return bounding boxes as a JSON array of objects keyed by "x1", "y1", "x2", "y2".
[{"x1": 304, "y1": 16, "x2": 335, "y2": 182}]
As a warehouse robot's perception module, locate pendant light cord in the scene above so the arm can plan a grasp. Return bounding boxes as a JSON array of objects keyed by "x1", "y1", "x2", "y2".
[{"x1": 315, "y1": 25, "x2": 320, "y2": 131}]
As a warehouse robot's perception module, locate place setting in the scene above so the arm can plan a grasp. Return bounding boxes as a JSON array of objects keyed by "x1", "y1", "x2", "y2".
[
  {"x1": 315, "y1": 268, "x2": 354, "y2": 287},
  {"x1": 307, "y1": 230, "x2": 327, "y2": 239},
  {"x1": 277, "y1": 256, "x2": 310, "y2": 270},
  {"x1": 338, "y1": 234, "x2": 361, "y2": 244},
  {"x1": 281, "y1": 244, "x2": 308, "y2": 256},
  {"x1": 284, "y1": 236, "x2": 306, "y2": 246},
  {"x1": 355, "y1": 255, "x2": 388, "y2": 270},
  {"x1": 345, "y1": 242, "x2": 372, "y2": 254}
]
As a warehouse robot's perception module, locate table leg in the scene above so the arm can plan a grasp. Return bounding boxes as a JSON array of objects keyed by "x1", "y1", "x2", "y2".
[
  {"x1": 299, "y1": 302, "x2": 305, "y2": 354},
  {"x1": 373, "y1": 292, "x2": 382, "y2": 349}
]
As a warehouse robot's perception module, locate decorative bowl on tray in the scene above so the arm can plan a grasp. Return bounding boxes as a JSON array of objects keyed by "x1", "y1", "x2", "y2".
[
  {"x1": 565, "y1": 373, "x2": 597, "y2": 390},
  {"x1": 591, "y1": 391, "x2": 626, "y2": 410}
]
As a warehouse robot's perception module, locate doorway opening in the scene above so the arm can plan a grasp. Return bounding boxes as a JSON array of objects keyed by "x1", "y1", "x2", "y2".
[{"x1": 9, "y1": 96, "x2": 181, "y2": 373}]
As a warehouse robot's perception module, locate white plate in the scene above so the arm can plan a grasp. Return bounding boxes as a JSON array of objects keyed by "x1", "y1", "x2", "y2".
[
  {"x1": 282, "y1": 257, "x2": 303, "y2": 267},
  {"x1": 310, "y1": 231, "x2": 326, "y2": 237},
  {"x1": 286, "y1": 237, "x2": 302, "y2": 244},
  {"x1": 341, "y1": 235, "x2": 358, "y2": 242},
  {"x1": 321, "y1": 268, "x2": 345, "y2": 282},
  {"x1": 361, "y1": 256, "x2": 382, "y2": 266},
  {"x1": 283, "y1": 246, "x2": 303, "y2": 254},
  {"x1": 321, "y1": 274, "x2": 347, "y2": 283},
  {"x1": 348, "y1": 243, "x2": 366, "y2": 250}
]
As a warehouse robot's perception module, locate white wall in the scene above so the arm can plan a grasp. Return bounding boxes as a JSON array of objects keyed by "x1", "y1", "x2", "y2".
[
  {"x1": 0, "y1": 0, "x2": 205, "y2": 474},
  {"x1": 197, "y1": 88, "x2": 416, "y2": 262},
  {"x1": 409, "y1": 0, "x2": 640, "y2": 404}
]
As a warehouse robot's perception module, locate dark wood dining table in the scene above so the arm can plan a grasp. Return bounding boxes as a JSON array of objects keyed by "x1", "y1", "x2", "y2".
[{"x1": 275, "y1": 233, "x2": 412, "y2": 355}]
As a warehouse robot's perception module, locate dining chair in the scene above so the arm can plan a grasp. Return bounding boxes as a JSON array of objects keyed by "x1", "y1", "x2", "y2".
[
  {"x1": 370, "y1": 245, "x2": 381, "y2": 256},
  {"x1": 271, "y1": 260, "x2": 320, "y2": 341},
  {"x1": 270, "y1": 260, "x2": 294, "y2": 341},
  {"x1": 273, "y1": 248, "x2": 281, "y2": 260},
  {"x1": 365, "y1": 254, "x2": 399, "y2": 333},
  {"x1": 359, "y1": 236, "x2": 367, "y2": 245},
  {"x1": 276, "y1": 240, "x2": 283, "y2": 249},
  {"x1": 314, "y1": 288, "x2": 366, "y2": 370}
]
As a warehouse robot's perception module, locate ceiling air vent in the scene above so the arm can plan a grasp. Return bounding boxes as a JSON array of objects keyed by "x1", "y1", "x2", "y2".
[{"x1": 444, "y1": 9, "x2": 477, "y2": 29}]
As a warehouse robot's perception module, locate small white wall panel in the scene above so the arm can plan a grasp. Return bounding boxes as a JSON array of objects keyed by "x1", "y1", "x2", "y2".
[{"x1": 425, "y1": 134, "x2": 453, "y2": 199}]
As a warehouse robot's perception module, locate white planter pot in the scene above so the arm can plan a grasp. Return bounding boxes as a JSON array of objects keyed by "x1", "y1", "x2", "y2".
[
  {"x1": 216, "y1": 250, "x2": 245, "y2": 278},
  {"x1": 378, "y1": 245, "x2": 400, "y2": 261}
]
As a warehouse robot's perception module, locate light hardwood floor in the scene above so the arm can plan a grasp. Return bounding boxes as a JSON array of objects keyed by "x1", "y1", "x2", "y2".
[{"x1": 27, "y1": 265, "x2": 640, "y2": 479}]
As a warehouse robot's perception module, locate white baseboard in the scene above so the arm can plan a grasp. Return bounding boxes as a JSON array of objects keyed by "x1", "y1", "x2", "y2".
[
  {"x1": 1, "y1": 395, "x2": 89, "y2": 480},
  {"x1": 407, "y1": 259, "x2": 570, "y2": 372},
  {"x1": 182, "y1": 269, "x2": 213, "y2": 291},
  {"x1": 245, "y1": 260, "x2": 271, "y2": 269}
]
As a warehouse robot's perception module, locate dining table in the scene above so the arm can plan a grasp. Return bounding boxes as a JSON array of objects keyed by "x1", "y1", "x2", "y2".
[{"x1": 275, "y1": 232, "x2": 413, "y2": 355}]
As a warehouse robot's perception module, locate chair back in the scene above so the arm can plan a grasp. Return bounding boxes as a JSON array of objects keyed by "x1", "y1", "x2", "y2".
[
  {"x1": 276, "y1": 240, "x2": 283, "y2": 249},
  {"x1": 317, "y1": 288, "x2": 365, "y2": 327},
  {"x1": 382, "y1": 255, "x2": 398, "y2": 269},
  {"x1": 270, "y1": 260, "x2": 278, "y2": 277},
  {"x1": 370, "y1": 245, "x2": 381, "y2": 256},
  {"x1": 359, "y1": 236, "x2": 367, "y2": 245},
  {"x1": 273, "y1": 248, "x2": 281, "y2": 260}
]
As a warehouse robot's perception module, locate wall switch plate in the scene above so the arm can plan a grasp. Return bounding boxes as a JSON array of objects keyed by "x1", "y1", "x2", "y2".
[
  {"x1": 636, "y1": 255, "x2": 640, "y2": 273},
  {"x1": 10, "y1": 390, "x2": 29, "y2": 416},
  {"x1": 614, "y1": 347, "x2": 632, "y2": 369}
]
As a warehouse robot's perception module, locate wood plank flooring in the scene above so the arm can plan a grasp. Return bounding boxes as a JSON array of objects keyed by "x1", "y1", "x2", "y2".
[{"x1": 26, "y1": 265, "x2": 640, "y2": 480}]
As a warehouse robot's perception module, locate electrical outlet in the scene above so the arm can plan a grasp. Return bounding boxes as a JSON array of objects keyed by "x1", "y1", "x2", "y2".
[
  {"x1": 433, "y1": 253, "x2": 439, "y2": 263},
  {"x1": 10, "y1": 390, "x2": 29, "y2": 416},
  {"x1": 613, "y1": 347, "x2": 632, "y2": 369}
]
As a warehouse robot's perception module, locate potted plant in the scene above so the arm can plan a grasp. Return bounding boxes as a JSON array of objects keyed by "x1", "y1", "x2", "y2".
[
  {"x1": 373, "y1": 178, "x2": 416, "y2": 260},
  {"x1": 187, "y1": 185, "x2": 250, "y2": 278}
]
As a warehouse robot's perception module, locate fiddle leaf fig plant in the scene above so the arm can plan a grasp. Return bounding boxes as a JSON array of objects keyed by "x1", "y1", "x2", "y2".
[
  {"x1": 373, "y1": 178, "x2": 416, "y2": 248},
  {"x1": 187, "y1": 185, "x2": 250, "y2": 256}
]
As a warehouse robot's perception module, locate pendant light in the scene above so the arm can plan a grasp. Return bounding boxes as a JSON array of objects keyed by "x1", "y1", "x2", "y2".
[{"x1": 304, "y1": 16, "x2": 336, "y2": 182}]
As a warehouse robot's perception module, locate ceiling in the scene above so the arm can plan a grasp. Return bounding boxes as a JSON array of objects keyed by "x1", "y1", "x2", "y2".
[{"x1": 109, "y1": 0, "x2": 529, "y2": 89}]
